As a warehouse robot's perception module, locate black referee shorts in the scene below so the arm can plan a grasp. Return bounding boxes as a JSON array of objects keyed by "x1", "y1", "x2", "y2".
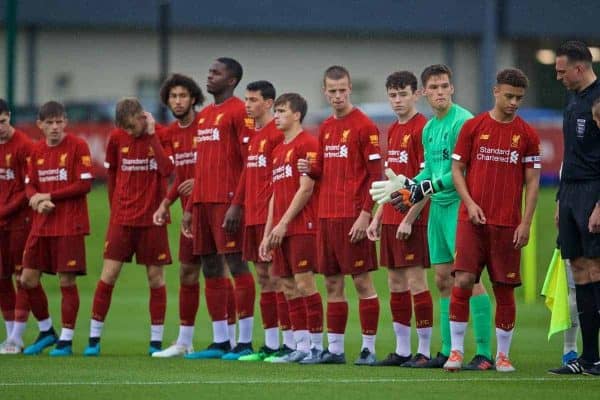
[{"x1": 558, "y1": 180, "x2": 600, "y2": 260}]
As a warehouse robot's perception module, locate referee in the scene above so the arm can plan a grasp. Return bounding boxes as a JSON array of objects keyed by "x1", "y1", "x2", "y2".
[{"x1": 550, "y1": 40, "x2": 600, "y2": 376}]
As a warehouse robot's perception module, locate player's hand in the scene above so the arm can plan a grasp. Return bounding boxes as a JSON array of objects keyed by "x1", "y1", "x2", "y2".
[
  {"x1": 177, "y1": 179, "x2": 194, "y2": 197},
  {"x1": 144, "y1": 111, "x2": 155, "y2": 135},
  {"x1": 554, "y1": 200, "x2": 559, "y2": 229},
  {"x1": 513, "y1": 222, "x2": 530, "y2": 249},
  {"x1": 466, "y1": 202, "x2": 486, "y2": 225},
  {"x1": 396, "y1": 221, "x2": 412, "y2": 240},
  {"x1": 36, "y1": 199, "x2": 55, "y2": 214},
  {"x1": 222, "y1": 204, "x2": 242, "y2": 234},
  {"x1": 29, "y1": 192, "x2": 51, "y2": 210},
  {"x1": 390, "y1": 188, "x2": 413, "y2": 213},
  {"x1": 297, "y1": 158, "x2": 310, "y2": 175},
  {"x1": 181, "y1": 211, "x2": 193, "y2": 238},
  {"x1": 366, "y1": 218, "x2": 381, "y2": 241},
  {"x1": 588, "y1": 203, "x2": 600, "y2": 233},
  {"x1": 268, "y1": 222, "x2": 287, "y2": 249},
  {"x1": 153, "y1": 204, "x2": 169, "y2": 226},
  {"x1": 349, "y1": 210, "x2": 370, "y2": 243},
  {"x1": 259, "y1": 236, "x2": 273, "y2": 262},
  {"x1": 369, "y1": 168, "x2": 413, "y2": 205}
]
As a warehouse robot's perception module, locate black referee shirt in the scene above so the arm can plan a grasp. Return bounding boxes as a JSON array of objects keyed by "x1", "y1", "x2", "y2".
[{"x1": 561, "y1": 79, "x2": 600, "y2": 193}]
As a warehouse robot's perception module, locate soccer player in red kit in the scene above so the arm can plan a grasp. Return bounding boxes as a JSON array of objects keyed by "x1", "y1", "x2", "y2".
[
  {"x1": 257, "y1": 93, "x2": 323, "y2": 364},
  {"x1": 445, "y1": 68, "x2": 540, "y2": 372},
  {"x1": 19, "y1": 101, "x2": 93, "y2": 356},
  {"x1": 234, "y1": 81, "x2": 296, "y2": 361},
  {"x1": 366, "y1": 71, "x2": 434, "y2": 367},
  {"x1": 84, "y1": 98, "x2": 174, "y2": 356},
  {"x1": 0, "y1": 99, "x2": 40, "y2": 354},
  {"x1": 181, "y1": 58, "x2": 256, "y2": 359},
  {"x1": 151, "y1": 74, "x2": 206, "y2": 358},
  {"x1": 298, "y1": 66, "x2": 382, "y2": 365}
]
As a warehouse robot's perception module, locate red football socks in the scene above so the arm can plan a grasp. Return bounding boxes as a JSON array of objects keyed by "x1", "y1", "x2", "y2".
[
  {"x1": 276, "y1": 291, "x2": 291, "y2": 331},
  {"x1": 390, "y1": 291, "x2": 411, "y2": 326},
  {"x1": 288, "y1": 297, "x2": 307, "y2": 331},
  {"x1": 450, "y1": 286, "x2": 471, "y2": 323},
  {"x1": 61, "y1": 285, "x2": 80, "y2": 329},
  {"x1": 304, "y1": 292, "x2": 323, "y2": 334},
  {"x1": 205, "y1": 277, "x2": 228, "y2": 321},
  {"x1": 327, "y1": 301, "x2": 348, "y2": 334},
  {"x1": 413, "y1": 290, "x2": 434, "y2": 328},
  {"x1": 179, "y1": 282, "x2": 199, "y2": 326},
  {"x1": 260, "y1": 291, "x2": 278, "y2": 329},
  {"x1": 225, "y1": 278, "x2": 237, "y2": 325},
  {"x1": 234, "y1": 273, "x2": 256, "y2": 320},
  {"x1": 149, "y1": 286, "x2": 167, "y2": 325},
  {"x1": 26, "y1": 284, "x2": 50, "y2": 322},
  {"x1": 359, "y1": 297, "x2": 379, "y2": 335},
  {"x1": 493, "y1": 284, "x2": 516, "y2": 331},
  {"x1": 0, "y1": 278, "x2": 16, "y2": 321},
  {"x1": 91, "y1": 280, "x2": 114, "y2": 322}
]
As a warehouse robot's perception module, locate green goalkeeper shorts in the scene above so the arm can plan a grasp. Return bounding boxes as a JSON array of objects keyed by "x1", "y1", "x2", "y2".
[{"x1": 427, "y1": 199, "x2": 460, "y2": 265}]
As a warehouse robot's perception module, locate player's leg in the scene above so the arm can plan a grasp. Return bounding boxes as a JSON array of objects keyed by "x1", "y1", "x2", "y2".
[
  {"x1": 153, "y1": 260, "x2": 200, "y2": 358},
  {"x1": 1, "y1": 276, "x2": 29, "y2": 354},
  {"x1": 295, "y1": 262, "x2": 324, "y2": 364},
  {"x1": 49, "y1": 272, "x2": 79, "y2": 356},
  {"x1": 146, "y1": 264, "x2": 167, "y2": 355},
  {"x1": 223, "y1": 252, "x2": 255, "y2": 359},
  {"x1": 319, "y1": 274, "x2": 348, "y2": 364},
  {"x1": 186, "y1": 253, "x2": 230, "y2": 359},
  {"x1": 84, "y1": 258, "x2": 124, "y2": 356},
  {"x1": 19, "y1": 267, "x2": 56, "y2": 355},
  {"x1": 0, "y1": 276, "x2": 16, "y2": 342},
  {"x1": 492, "y1": 283, "x2": 517, "y2": 372},
  {"x1": 352, "y1": 271, "x2": 379, "y2": 366},
  {"x1": 406, "y1": 266, "x2": 434, "y2": 367},
  {"x1": 562, "y1": 260, "x2": 579, "y2": 364},
  {"x1": 444, "y1": 270, "x2": 476, "y2": 371}
]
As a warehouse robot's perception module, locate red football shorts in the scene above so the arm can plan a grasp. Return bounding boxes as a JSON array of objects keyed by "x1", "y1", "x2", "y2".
[
  {"x1": 104, "y1": 224, "x2": 172, "y2": 266},
  {"x1": 380, "y1": 224, "x2": 430, "y2": 269},
  {"x1": 23, "y1": 234, "x2": 87, "y2": 275},
  {"x1": 0, "y1": 228, "x2": 29, "y2": 278},
  {"x1": 317, "y1": 218, "x2": 377, "y2": 276},
  {"x1": 191, "y1": 203, "x2": 243, "y2": 256},
  {"x1": 453, "y1": 220, "x2": 521, "y2": 286},
  {"x1": 242, "y1": 224, "x2": 266, "y2": 263},
  {"x1": 179, "y1": 232, "x2": 201, "y2": 265},
  {"x1": 272, "y1": 234, "x2": 318, "y2": 278}
]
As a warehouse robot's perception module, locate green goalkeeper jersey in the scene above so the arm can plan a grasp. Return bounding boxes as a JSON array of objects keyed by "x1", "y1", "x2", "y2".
[{"x1": 414, "y1": 103, "x2": 473, "y2": 205}]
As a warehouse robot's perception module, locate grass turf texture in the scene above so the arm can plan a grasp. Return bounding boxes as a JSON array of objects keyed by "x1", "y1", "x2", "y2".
[{"x1": 1, "y1": 185, "x2": 598, "y2": 399}]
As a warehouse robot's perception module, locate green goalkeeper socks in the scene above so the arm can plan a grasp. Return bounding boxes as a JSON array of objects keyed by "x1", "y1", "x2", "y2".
[
  {"x1": 439, "y1": 297, "x2": 451, "y2": 357},
  {"x1": 470, "y1": 293, "x2": 492, "y2": 359}
]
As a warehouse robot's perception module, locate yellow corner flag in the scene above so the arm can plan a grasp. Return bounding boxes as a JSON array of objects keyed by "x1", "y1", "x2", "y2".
[{"x1": 541, "y1": 248, "x2": 571, "y2": 340}]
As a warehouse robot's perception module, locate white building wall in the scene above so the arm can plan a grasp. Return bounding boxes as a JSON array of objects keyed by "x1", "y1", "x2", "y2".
[{"x1": 1, "y1": 29, "x2": 515, "y2": 114}]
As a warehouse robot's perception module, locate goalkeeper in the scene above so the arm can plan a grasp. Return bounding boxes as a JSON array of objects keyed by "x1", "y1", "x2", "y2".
[{"x1": 371, "y1": 65, "x2": 493, "y2": 370}]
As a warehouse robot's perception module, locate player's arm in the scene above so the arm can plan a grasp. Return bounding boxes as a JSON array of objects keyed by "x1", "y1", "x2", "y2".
[
  {"x1": 46, "y1": 141, "x2": 93, "y2": 202},
  {"x1": 396, "y1": 197, "x2": 428, "y2": 240},
  {"x1": 258, "y1": 194, "x2": 275, "y2": 262},
  {"x1": 268, "y1": 175, "x2": 315, "y2": 249},
  {"x1": 0, "y1": 192, "x2": 27, "y2": 219},
  {"x1": 231, "y1": 167, "x2": 246, "y2": 207},
  {"x1": 366, "y1": 204, "x2": 383, "y2": 241},
  {"x1": 514, "y1": 167, "x2": 541, "y2": 248},
  {"x1": 451, "y1": 159, "x2": 486, "y2": 225},
  {"x1": 297, "y1": 134, "x2": 323, "y2": 178},
  {"x1": 148, "y1": 134, "x2": 174, "y2": 177}
]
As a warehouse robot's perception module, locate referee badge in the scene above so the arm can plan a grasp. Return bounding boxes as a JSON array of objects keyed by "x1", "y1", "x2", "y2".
[{"x1": 576, "y1": 118, "x2": 586, "y2": 138}]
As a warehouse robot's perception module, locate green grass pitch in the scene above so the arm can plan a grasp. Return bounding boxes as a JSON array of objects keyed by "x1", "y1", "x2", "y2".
[{"x1": 1, "y1": 185, "x2": 598, "y2": 399}]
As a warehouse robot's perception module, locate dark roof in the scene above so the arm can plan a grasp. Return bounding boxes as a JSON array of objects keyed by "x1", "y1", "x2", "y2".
[{"x1": 2, "y1": 0, "x2": 600, "y2": 39}]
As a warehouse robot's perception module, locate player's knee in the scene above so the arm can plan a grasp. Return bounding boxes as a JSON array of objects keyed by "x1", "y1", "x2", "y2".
[
  {"x1": 281, "y1": 278, "x2": 299, "y2": 299},
  {"x1": 225, "y1": 253, "x2": 249, "y2": 276},
  {"x1": 325, "y1": 276, "x2": 344, "y2": 298},
  {"x1": 295, "y1": 275, "x2": 317, "y2": 297},
  {"x1": 147, "y1": 268, "x2": 165, "y2": 288},
  {"x1": 201, "y1": 255, "x2": 225, "y2": 278},
  {"x1": 179, "y1": 265, "x2": 200, "y2": 285},
  {"x1": 435, "y1": 272, "x2": 452, "y2": 293},
  {"x1": 58, "y1": 273, "x2": 77, "y2": 287},
  {"x1": 353, "y1": 273, "x2": 376, "y2": 298},
  {"x1": 19, "y1": 272, "x2": 39, "y2": 289},
  {"x1": 387, "y1": 270, "x2": 407, "y2": 292},
  {"x1": 454, "y1": 272, "x2": 475, "y2": 290}
]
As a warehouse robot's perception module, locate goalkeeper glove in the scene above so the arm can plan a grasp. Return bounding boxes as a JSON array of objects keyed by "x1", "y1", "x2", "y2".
[
  {"x1": 369, "y1": 168, "x2": 414, "y2": 205},
  {"x1": 390, "y1": 180, "x2": 434, "y2": 212}
]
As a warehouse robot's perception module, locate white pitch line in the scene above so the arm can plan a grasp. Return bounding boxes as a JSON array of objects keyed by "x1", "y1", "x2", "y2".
[{"x1": 0, "y1": 377, "x2": 589, "y2": 386}]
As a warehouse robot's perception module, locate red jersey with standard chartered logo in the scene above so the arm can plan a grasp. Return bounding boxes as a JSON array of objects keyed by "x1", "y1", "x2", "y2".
[
  {"x1": 0, "y1": 130, "x2": 34, "y2": 230},
  {"x1": 27, "y1": 134, "x2": 93, "y2": 236},
  {"x1": 452, "y1": 112, "x2": 541, "y2": 227},
  {"x1": 382, "y1": 113, "x2": 429, "y2": 226},
  {"x1": 164, "y1": 113, "x2": 202, "y2": 210},
  {"x1": 191, "y1": 97, "x2": 252, "y2": 204},
  {"x1": 105, "y1": 129, "x2": 174, "y2": 227},
  {"x1": 315, "y1": 108, "x2": 382, "y2": 218},
  {"x1": 242, "y1": 120, "x2": 284, "y2": 226},
  {"x1": 271, "y1": 131, "x2": 319, "y2": 236}
]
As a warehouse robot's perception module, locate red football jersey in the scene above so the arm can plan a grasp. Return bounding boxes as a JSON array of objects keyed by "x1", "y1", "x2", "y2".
[
  {"x1": 105, "y1": 129, "x2": 174, "y2": 227},
  {"x1": 382, "y1": 114, "x2": 429, "y2": 226},
  {"x1": 27, "y1": 134, "x2": 93, "y2": 236},
  {"x1": 0, "y1": 130, "x2": 34, "y2": 230},
  {"x1": 164, "y1": 114, "x2": 202, "y2": 210},
  {"x1": 315, "y1": 108, "x2": 382, "y2": 218},
  {"x1": 271, "y1": 132, "x2": 319, "y2": 236},
  {"x1": 190, "y1": 97, "x2": 252, "y2": 204},
  {"x1": 242, "y1": 120, "x2": 284, "y2": 226},
  {"x1": 452, "y1": 112, "x2": 541, "y2": 227}
]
